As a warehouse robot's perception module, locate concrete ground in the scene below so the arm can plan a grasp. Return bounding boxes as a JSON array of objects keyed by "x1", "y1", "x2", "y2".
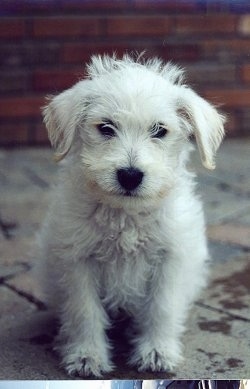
[{"x1": 0, "y1": 138, "x2": 249, "y2": 380}]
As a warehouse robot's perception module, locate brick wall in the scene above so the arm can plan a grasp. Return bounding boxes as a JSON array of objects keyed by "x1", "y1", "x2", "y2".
[{"x1": 1, "y1": 0, "x2": 250, "y2": 146}]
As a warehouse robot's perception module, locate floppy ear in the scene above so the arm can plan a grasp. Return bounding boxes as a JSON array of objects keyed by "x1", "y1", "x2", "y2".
[
  {"x1": 178, "y1": 87, "x2": 225, "y2": 170},
  {"x1": 42, "y1": 81, "x2": 88, "y2": 162}
]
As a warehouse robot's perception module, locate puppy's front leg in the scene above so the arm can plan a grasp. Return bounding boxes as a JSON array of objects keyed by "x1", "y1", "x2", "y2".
[
  {"x1": 130, "y1": 256, "x2": 205, "y2": 372},
  {"x1": 55, "y1": 261, "x2": 113, "y2": 377}
]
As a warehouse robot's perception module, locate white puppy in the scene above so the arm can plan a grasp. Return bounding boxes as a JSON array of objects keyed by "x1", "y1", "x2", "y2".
[{"x1": 37, "y1": 54, "x2": 225, "y2": 377}]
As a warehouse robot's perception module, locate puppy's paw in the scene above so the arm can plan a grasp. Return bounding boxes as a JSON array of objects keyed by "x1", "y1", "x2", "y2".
[
  {"x1": 59, "y1": 344, "x2": 114, "y2": 377},
  {"x1": 130, "y1": 341, "x2": 182, "y2": 372},
  {"x1": 63, "y1": 354, "x2": 113, "y2": 377}
]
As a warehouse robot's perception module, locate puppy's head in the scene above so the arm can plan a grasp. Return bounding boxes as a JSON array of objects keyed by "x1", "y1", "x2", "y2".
[{"x1": 43, "y1": 54, "x2": 225, "y2": 209}]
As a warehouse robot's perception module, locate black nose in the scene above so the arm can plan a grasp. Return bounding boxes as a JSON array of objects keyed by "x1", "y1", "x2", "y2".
[{"x1": 117, "y1": 167, "x2": 144, "y2": 191}]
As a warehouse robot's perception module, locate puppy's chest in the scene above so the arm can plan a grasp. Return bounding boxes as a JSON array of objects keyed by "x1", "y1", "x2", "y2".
[
  {"x1": 89, "y1": 206, "x2": 166, "y2": 311},
  {"x1": 91, "y1": 205, "x2": 158, "y2": 258}
]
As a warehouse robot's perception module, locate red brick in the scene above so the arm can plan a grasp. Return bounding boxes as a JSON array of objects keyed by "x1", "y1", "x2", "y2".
[
  {"x1": 0, "y1": 96, "x2": 44, "y2": 118},
  {"x1": 176, "y1": 14, "x2": 238, "y2": 34},
  {"x1": 106, "y1": 16, "x2": 173, "y2": 36},
  {"x1": 241, "y1": 64, "x2": 250, "y2": 82},
  {"x1": 203, "y1": 39, "x2": 250, "y2": 60},
  {"x1": 0, "y1": 71, "x2": 29, "y2": 94},
  {"x1": 207, "y1": 224, "x2": 250, "y2": 249},
  {"x1": 62, "y1": 45, "x2": 109, "y2": 64},
  {"x1": 62, "y1": 0, "x2": 130, "y2": 11},
  {"x1": 0, "y1": 42, "x2": 61, "y2": 68},
  {"x1": 160, "y1": 44, "x2": 201, "y2": 62},
  {"x1": 34, "y1": 122, "x2": 49, "y2": 144},
  {"x1": 0, "y1": 19, "x2": 26, "y2": 39},
  {"x1": 33, "y1": 17, "x2": 101, "y2": 38},
  {"x1": 1, "y1": 0, "x2": 130, "y2": 15},
  {"x1": 33, "y1": 68, "x2": 83, "y2": 92},
  {"x1": 62, "y1": 43, "x2": 199, "y2": 67},
  {"x1": 62, "y1": 43, "x2": 139, "y2": 64},
  {"x1": 203, "y1": 89, "x2": 250, "y2": 108},
  {"x1": 186, "y1": 64, "x2": 236, "y2": 85},
  {"x1": 0, "y1": 122, "x2": 29, "y2": 145},
  {"x1": 0, "y1": 0, "x2": 61, "y2": 15},
  {"x1": 134, "y1": 0, "x2": 200, "y2": 11}
]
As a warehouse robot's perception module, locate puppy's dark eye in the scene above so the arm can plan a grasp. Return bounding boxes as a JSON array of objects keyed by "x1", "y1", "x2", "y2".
[
  {"x1": 97, "y1": 121, "x2": 116, "y2": 138},
  {"x1": 151, "y1": 124, "x2": 168, "y2": 139}
]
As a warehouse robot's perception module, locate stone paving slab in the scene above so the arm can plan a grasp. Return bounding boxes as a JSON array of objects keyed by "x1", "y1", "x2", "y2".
[
  {"x1": 207, "y1": 224, "x2": 250, "y2": 249},
  {"x1": 199, "y1": 185, "x2": 250, "y2": 225},
  {"x1": 0, "y1": 139, "x2": 249, "y2": 379},
  {"x1": 203, "y1": 254, "x2": 250, "y2": 320}
]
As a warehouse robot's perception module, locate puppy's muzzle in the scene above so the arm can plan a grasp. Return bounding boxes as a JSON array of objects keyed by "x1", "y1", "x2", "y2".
[{"x1": 117, "y1": 167, "x2": 144, "y2": 192}]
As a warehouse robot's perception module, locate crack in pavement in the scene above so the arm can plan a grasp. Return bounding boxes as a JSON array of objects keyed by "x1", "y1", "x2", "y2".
[
  {"x1": 2, "y1": 281, "x2": 47, "y2": 311},
  {"x1": 195, "y1": 301, "x2": 250, "y2": 322},
  {"x1": 0, "y1": 264, "x2": 47, "y2": 311},
  {"x1": 0, "y1": 262, "x2": 31, "y2": 284}
]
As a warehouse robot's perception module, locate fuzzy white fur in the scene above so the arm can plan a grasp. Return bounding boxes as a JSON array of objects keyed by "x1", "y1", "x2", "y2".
[{"x1": 37, "y1": 54, "x2": 225, "y2": 377}]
